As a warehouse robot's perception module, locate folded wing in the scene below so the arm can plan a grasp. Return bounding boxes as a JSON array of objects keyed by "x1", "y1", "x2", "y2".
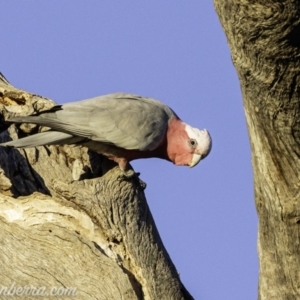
[{"x1": 5, "y1": 93, "x2": 174, "y2": 151}]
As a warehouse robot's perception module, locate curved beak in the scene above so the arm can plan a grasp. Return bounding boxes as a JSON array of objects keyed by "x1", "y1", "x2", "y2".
[{"x1": 189, "y1": 153, "x2": 202, "y2": 168}]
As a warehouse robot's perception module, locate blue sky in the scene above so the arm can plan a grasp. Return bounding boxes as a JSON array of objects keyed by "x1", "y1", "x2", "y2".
[{"x1": 1, "y1": 2, "x2": 258, "y2": 299}]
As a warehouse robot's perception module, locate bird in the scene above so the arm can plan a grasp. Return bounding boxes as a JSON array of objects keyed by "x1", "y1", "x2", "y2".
[{"x1": 1, "y1": 93, "x2": 212, "y2": 172}]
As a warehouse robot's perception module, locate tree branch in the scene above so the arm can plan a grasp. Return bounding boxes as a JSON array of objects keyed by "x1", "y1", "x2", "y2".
[{"x1": 0, "y1": 73, "x2": 193, "y2": 300}]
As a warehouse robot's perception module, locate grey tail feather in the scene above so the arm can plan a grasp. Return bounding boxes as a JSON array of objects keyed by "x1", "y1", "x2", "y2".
[
  {"x1": 0, "y1": 131, "x2": 85, "y2": 148},
  {"x1": 6, "y1": 116, "x2": 48, "y2": 124}
]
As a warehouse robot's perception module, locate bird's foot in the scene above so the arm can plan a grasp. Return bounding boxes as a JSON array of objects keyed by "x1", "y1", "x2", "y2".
[
  {"x1": 116, "y1": 158, "x2": 138, "y2": 179},
  {"x1": 117, "y1": 169, "x2": 146, "y2": 190},
  {"x1": 119, "y1": 169, "x2": 137, "y2": 179}
]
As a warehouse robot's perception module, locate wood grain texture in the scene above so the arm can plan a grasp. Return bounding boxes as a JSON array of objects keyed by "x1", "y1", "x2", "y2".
[
  {"x1": 0, "y1": 73, "x2": 193, "y2": 300},
  {"x1": 214, "y1": 1, "x2": 300, "y2": 299}
]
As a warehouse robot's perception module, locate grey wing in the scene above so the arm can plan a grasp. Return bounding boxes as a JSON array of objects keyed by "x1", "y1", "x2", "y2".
[{"x1": 7, "y1": 93, "x2": 173, "y2": 151}]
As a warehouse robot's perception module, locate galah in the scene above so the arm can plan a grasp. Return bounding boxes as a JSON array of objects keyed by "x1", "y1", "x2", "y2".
[{"x1": 1, "y1": 93, "x2": 212, "y2": 171}]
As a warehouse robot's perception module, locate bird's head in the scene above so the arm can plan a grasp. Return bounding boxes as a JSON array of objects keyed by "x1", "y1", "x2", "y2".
[
  {"x1": 166, "y1": 119, "x2": 212, "y2": 168},
  {"x1": 184, "y1": 125, "x2": 212, "y2": 167}
]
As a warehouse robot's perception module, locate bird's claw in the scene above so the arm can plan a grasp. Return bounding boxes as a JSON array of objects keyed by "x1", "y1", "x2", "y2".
[
  {"x1": 118, "y1": 169, "x2": 136, "y2": 179},
  {"x1": 117, "y1": 169, "x2": 146, "y2": 190},
  {"x1": 138, "y1": 179, "x2": 147, "y2": 190}
]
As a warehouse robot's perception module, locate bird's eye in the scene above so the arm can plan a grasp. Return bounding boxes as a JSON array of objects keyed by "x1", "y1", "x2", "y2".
[{"x1": 188, "y1": 139, "x2": 198, "y2": 148}]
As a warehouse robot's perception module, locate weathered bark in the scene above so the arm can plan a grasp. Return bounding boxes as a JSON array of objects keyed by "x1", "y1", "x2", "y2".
[
  {"x1": 214, "y1": 1, "x2": 300, "y2": 299},
  {"x1": 0, "y1": 73, "x2": 193, "y2": 300}
]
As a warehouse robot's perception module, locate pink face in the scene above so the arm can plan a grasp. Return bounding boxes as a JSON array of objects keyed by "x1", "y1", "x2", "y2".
[
  {"x1": 172, "y1": 135, "x2": 195, "y2": 166},
  {"x1": 166, "y1": 118, "x2": 212, "y2": 167}
]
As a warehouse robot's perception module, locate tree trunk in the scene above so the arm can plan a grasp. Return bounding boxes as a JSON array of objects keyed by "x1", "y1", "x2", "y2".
[
  {"x1": 0, "y1": 73, "x2": 193, "y2": 300},
  {"x1": 214, "y1": 1, "x2": 300, "y2": 299}
]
